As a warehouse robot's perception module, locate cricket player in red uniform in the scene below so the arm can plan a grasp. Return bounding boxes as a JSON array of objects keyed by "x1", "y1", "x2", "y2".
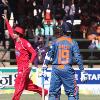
[{"x1": 2, "y1": 15, "x2": 48, "y2": 100}]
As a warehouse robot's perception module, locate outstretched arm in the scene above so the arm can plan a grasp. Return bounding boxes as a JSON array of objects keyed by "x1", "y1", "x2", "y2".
[{"x1": 2, "y1": 14, "x2": 14, "y2": 39}]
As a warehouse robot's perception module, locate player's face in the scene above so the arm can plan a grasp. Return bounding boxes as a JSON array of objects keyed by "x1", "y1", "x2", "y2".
[{"x1": 13, "y1": 32, "x2": 19, "y2": 39}]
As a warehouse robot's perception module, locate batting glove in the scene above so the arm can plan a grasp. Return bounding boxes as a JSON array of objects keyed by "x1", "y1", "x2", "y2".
[{"x1": 81, "y1": 70, "x2": 88, "y2": 83}]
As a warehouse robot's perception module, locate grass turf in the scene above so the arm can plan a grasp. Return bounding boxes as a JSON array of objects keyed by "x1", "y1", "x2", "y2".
[{"x1": 0, "y1": 94, "x2": 100, "y2": 100}]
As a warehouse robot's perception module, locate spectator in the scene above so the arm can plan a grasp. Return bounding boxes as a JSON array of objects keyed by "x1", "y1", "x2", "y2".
[
  {"x1": 0, "y1": 0, "x2": 6, "y2": 48},
  {"x1": 87, "y1": 23, "x2": 98, "y2": 41},
  {"x1": 35, "y1": 24, "x2": 45, "y2": 42},
  {"x1": 93, "y1": 25, "x2": 100, "y2": 49},
  {"x1": 0, "y1": 17, "x2": 6, "y2": 48},
  {"x1": 33, "y1": 14, "x2": 43, "y2": 29},
  {"x1": 88, "y1": 24, "x2": 100, "y2": 49},
  {"x1": 12, "y1": 0, "x2": 27, "y2": 27},
  {"x1": 53, "y1": 2, "x2": 65, "y2": 21},
  {"x1": 42, "y1": 5, "x2": 56, "y2": 46},
  {"x1": 79, "y1": 24, "x2": 88, "y2": 39},
  {"x1": 43, "y1": 0, "x2": 53, "y2": 10},
  {"x1": 64, "y1": 1, "x2": 75, "y2": 25},
  {"x1": 25, "y1": 27, "x2": 35, "y2": 48},
  {"x1": 7, "y1": 0, "x2": 17, "y2": 22},
  {"x1": 25, "y1": 12, "x2": 34, "y2": 29},
  {"x1": 34, "y1": 36, "x2": 47, "y2": 67}
]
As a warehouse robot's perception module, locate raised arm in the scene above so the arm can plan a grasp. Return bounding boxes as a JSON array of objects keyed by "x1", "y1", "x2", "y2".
[{"x1": 2, "y1": 14, "x2": 14, "y2": 39}]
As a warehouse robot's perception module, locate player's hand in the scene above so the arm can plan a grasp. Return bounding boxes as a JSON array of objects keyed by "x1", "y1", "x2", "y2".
[
  {"x1": 81, "y1": 70, "x2": 88, "y2": 83},
  {"x1": 29, "y1": 63, "x2": 32, "y2": 69},
  {"x1": 2, "y1": 14, "x2": 7, "y2": 20}
]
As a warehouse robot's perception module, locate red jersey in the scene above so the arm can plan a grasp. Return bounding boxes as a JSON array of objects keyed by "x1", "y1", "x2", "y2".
[{"x1": 5, "y1": 19, "x2": 36, "y2": 64}]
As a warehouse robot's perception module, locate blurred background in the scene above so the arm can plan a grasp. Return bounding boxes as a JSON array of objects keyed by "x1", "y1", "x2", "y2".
[
  {"x1": 0, "y1": 0, "x2": 100, "y2": 99},
  {"x1": 0, "y1": 0, "x2": 100, "y2": 67}
]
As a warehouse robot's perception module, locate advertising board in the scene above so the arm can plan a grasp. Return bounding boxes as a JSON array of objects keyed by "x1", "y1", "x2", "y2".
[{"x1": 0, "y1": 67, "x2": 100, "y2": 95}]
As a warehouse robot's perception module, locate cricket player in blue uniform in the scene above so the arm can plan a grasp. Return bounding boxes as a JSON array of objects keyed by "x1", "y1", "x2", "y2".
[{"x1": 42, "y1": 22, "x2": 88, "y2": 100}]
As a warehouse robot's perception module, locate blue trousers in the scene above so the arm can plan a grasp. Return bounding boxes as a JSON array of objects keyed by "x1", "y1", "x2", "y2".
[{"x1": 49, "y1": 65, "x2": 79, "y2": 100}]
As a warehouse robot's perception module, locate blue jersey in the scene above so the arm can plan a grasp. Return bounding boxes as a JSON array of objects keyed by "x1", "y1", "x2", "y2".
[{"x1": 44, "y1": 36, "x2": 84, "y2": 71}]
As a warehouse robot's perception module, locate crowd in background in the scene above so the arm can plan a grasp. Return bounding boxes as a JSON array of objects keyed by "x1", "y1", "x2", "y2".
[{"x1": 0, "y1": 0, "x2": 100, "y2": 65}]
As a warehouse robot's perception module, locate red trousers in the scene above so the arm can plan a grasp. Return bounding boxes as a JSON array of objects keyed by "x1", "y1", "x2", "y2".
[{"x1": 12, "y1": 62, "x2": 48, "y2": 100}]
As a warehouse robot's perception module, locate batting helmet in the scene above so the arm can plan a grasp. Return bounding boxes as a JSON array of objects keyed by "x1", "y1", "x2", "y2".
[{"x1": 61, "y1": 21, "x2": 72, "y2": 35}]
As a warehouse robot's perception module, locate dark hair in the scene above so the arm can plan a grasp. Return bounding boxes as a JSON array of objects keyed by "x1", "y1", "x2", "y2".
[
  {"x1": 14, "y1": 25, "x2": 25, "y2": 37},
  {"x1": 14, "y1": 31, "x2": 24, "y2": 37},
  {"x1": 61, "y1": 22, "x2": 72, "y2": 35}
]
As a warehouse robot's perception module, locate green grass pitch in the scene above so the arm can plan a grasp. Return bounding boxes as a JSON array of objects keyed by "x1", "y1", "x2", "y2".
[{"x1": 0, "y1": 94, "x2": 100, "y2": 100}]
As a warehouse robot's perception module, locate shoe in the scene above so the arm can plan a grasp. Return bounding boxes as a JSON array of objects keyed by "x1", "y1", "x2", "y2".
[{"x1": 45, "y1": 95, "x2": 49, "y2": 100}]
